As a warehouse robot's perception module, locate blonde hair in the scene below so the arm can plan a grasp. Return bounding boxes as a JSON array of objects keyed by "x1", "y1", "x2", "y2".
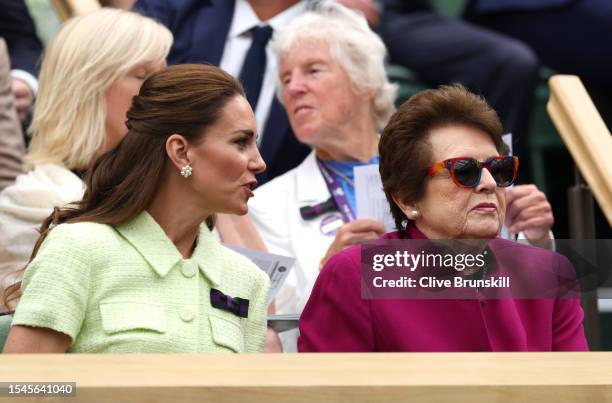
[
  {"x1": 26, "y1": 8, "x2": 172, "y2": 171},
  {"x1": 271, "y1": 1, "x2": 397, "y2": 131}
]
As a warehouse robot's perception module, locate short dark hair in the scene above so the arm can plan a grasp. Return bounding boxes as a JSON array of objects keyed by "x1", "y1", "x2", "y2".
[{"x1": 379, "y1": 84, "x2": 505, "y2": 234}]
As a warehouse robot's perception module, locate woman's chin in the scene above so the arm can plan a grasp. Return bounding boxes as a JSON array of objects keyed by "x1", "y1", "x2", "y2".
[{"x1": 463, "y1": 216, "x2": 502, "y2": 237}]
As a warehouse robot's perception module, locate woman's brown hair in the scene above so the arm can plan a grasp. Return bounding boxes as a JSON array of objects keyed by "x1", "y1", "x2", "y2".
[
  {"x1": 379, "y1": 84, "x2": 506, "y2": 236},
  {"x1": 3, "y1": 64, "x2": 245, "y2": 308}
]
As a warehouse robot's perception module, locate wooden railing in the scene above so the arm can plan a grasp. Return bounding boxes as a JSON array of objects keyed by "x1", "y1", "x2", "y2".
[
  {"x1": 0, "y1": 353, "x2": 611, "y2": 402},
  {"x1": 547, "y1": 75, "x2": 612, "y2": 226}
]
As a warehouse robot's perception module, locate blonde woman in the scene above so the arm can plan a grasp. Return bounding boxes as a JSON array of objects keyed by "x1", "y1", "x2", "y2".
[{"x1": 0, "y1": 9, "x2": 172, "y2": 309}]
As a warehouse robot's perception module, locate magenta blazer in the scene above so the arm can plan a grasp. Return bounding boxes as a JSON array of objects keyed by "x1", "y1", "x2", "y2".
[{"x1": 298, "y1": 226, "x2": 588, "y2": 352}]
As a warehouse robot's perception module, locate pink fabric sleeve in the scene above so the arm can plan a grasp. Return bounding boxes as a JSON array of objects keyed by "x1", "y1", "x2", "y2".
[{"x1": 298, "y1": 249, "x2": 375, "y2": 352}]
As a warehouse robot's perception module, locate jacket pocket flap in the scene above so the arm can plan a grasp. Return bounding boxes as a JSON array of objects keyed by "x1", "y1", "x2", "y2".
[
  {"x1": 209, "y1": 314, "x2": 244, "y2": 352},
  {"x1": 100, "y1": 301, "x2": 166, "y2": 335}
]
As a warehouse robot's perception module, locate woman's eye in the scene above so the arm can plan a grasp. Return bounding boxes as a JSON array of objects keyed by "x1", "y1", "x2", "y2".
[{"x1": 235, "y1": 138, "x2": 248, "y2": 149}]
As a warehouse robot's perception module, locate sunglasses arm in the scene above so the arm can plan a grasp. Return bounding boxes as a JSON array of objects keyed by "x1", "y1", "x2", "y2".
[{"x1": 427, "y1": 161, "x2": 447, "y2": 176}]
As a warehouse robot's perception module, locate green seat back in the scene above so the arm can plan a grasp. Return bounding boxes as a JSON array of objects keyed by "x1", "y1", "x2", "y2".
[{"x1": 0, "y1": 315, "x2": 13, "y2": 351}]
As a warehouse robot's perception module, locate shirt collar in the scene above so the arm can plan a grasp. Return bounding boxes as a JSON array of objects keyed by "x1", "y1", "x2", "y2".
[
  {"x1": 228, "y1": 0, "x2": 306, "y2": 38},
  {"x1": 297, "y1": 151, "x2": 329, "y2": 203},
  {"x1": 114, "y1": 211, "x2": 221, "y2": 285}
]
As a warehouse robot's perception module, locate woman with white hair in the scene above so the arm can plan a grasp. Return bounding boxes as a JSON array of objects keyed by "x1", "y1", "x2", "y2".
[
  {"x1": 248, "y1": 2, "x2": 396, "y2": 324},
  {"x1": 0, "y1": 8, "x2": 172, "y2": 307}
]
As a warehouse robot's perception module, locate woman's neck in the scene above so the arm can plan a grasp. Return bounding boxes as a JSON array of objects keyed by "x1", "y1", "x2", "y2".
[
  {"x1": 315, "y1": 120, "x2": 379, "y2": 162},
  {"x1": 147, "y1": 173, "x2": 211, "y2": 259}
]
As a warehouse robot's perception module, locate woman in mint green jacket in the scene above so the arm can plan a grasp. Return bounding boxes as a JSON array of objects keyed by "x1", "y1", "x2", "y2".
[{"x1": 3, "y1": 64, "x2": 269, "y2": 353}]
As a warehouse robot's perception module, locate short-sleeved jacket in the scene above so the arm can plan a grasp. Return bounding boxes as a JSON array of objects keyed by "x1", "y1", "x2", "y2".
[{"x1": 12, "y1": 211, "x2": 270, "y2": 353}]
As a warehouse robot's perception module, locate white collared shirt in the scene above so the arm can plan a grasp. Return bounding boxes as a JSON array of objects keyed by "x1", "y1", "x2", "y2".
[{"x1": 219, "y1": 0, "x2": 306, "y2": 144}]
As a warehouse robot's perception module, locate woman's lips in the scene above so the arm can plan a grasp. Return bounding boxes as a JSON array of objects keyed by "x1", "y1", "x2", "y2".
[
  {"x1": 294, "y1": 105, "x2": 313, "y2": 117},
  {"x1": 243, "y1": 186, "x2": 254, "y2": 198},
  {"x1": 472, "y1": 203, "x2": 497, "y2": 213},
  {"x1": 243, "y1": 181, "x2": 257, "y2": 198}
]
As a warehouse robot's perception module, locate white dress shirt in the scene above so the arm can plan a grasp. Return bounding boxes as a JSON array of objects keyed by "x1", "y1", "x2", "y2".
[{"x1": 219, "y1": 0, "x2": 306, "y2": 144}]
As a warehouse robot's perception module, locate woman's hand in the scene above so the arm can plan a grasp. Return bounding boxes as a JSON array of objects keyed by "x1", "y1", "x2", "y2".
[
  {"x1": 320, "y1": 219, "x2": 385, "y2": 269},
  {"x1": 264, "y1": 326, "x2": 283, "y2": 353},
  {"x1": 3, "y1": 325, "x2": 70, "y2": 353},
  {"x1": 505, "y1": 184, "x2": 554, "y2": 241}
]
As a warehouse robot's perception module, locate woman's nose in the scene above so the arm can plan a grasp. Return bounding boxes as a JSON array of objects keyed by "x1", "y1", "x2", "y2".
[
  {"x1": 286, "y1": 73, "x2": 306, "y2": 94},
  {"x1": 475, "y1": 167, "x2": 497, "y2": 192},
  {"x1": 250, "y1": 148, "x2": 266, "y2": 174}
]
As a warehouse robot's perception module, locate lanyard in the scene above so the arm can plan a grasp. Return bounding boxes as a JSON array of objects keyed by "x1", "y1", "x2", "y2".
[{"x1": 317, "y1": 159, "x2": 355, "y2": 223}]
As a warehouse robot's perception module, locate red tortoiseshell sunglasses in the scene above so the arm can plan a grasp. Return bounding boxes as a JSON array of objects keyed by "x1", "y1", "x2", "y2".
[{"x1": 427, "y1": 156, "x2": 519, "y2": 188}]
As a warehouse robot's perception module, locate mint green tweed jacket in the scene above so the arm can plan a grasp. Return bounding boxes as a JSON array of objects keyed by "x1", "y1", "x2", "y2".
[{"x1": 12, "y1": 212, "x2": 269, "y2": 353}]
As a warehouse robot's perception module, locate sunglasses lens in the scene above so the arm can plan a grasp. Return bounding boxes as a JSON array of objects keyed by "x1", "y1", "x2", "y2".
[
  {"x1": 489, "y1": 157, "x2": 516, "y2": 187},
  {"x1": 452, "y1": 159, "x2": 480, "y2": 187}
]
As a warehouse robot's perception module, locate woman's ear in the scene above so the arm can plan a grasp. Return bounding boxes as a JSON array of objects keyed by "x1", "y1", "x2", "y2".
[
  {"x1": 391, "y1": 192, "x2": 420, "y2": 221},
  {"x1": 166, "y1": 134, "x2": 190, "y2": 171}
]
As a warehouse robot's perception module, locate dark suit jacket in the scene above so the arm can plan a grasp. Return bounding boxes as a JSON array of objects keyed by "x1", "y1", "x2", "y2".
[
  {"x1": 467, "y1": 0, "x2": 577, "y2": 14},
  {"x1": 134, "y1": 0, "x2": 310, "y2": 184},
  {"x1": 0, "y1": 0, "x2": 42, "y2": 76}
]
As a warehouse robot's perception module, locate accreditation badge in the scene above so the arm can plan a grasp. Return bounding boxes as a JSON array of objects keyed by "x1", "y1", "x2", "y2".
[{"x1": 319, "y1": 212, "x2": 344, "y2": 236}]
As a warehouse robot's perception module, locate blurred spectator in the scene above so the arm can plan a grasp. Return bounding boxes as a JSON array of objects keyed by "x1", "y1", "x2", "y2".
[
  {"x1": 379, "y1": 0, "x2": 539, "y2": 162},
  {"x1": 0, "y1": 39, "x2": 24, "y2": 191},
  {"x1": 466, "y1": 0, "x2": 612, "y2": 91},
  {"x1": 133, "y1": 0, "x2": 311, "y2": 184},
  {"x1": 0, "y1": 0, "x2": 44, "y2": 122},
  {"x1": 250, "y1": 2, "x2": 393, "y2": 319}
]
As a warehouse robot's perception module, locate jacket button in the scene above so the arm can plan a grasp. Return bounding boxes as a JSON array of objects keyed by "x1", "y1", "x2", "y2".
[
  {"x1": 180, "y1": 308, "x2": 195, "y2": 322},
  {"x1": 181, "y1": 260, "x2": 197, "y2": 278}
]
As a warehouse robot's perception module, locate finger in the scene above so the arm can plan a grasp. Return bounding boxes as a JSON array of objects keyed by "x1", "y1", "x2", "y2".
[
  {"x1": 508, "y1": 204, "x2": 552, "y2": 229},
  {"x1": 504, "y1": 201, "x2": 522, "y2": 227},
  {"x1": 505, "y1": 194, "x2": 539, "y2": 227},
  {"x1": 509, "y1": 214, "x2": 554, "y2": 234},
  {"x1": 346, "y1": 218, "x2": 386, "y2": 233},
  {"x1": 508, "y1": 199, "x2": 552, "y2": 225},
  {"x1": 344, "y1": 231, "x2": 381, "y2": 247},
  {"x1": 505, "y1": 189, "x2": 547, "y2": 217},
  {"x1": 505, "y1": 184, "x2": 538, "y2": 205}
]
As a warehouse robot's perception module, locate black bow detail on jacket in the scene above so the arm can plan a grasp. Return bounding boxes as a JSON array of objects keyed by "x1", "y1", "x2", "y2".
[{"x1": 210, "y1": 288, "x2": 249, "y2": 318}]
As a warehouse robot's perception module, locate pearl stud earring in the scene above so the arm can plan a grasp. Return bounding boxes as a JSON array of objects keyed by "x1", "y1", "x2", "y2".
[{"x1": 180, "y1": 164, "x2": 193, "y2": 178}]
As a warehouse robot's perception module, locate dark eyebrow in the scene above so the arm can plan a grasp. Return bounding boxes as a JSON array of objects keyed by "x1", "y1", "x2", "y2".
[{"x1": 232, "y1": 129, "x2": 258, "y2": 140}]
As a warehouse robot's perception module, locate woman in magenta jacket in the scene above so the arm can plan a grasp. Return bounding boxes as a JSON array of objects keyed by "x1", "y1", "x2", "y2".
[{"x1": 298, "y1": 85, "x2": 588, "y2": 352}]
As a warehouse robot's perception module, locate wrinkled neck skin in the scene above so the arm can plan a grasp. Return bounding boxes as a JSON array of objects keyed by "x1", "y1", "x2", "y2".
[{"x1": 314, "y1": 117, "x2": 379, "y2": 162}]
